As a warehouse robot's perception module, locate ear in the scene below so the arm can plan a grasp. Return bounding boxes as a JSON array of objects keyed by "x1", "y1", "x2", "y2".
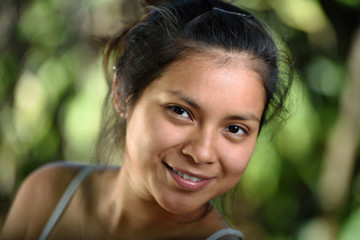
[{"x1": 112, "y1": 73, "x2": 125, "y2": 117}]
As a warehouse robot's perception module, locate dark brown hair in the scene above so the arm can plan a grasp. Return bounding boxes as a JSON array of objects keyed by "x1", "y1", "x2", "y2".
[{"x1": 97, "y1": 0, "x2": 293, "y2": 164}]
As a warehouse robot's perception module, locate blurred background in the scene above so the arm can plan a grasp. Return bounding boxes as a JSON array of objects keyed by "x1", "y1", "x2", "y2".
[{"x1": 0, "y1": 0, "x2": 359, "y2": 239}]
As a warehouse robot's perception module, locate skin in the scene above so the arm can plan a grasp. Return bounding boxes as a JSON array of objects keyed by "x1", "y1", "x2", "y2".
[{"x1": 1, "y1": 51, "x2": 266, "y2": 240}]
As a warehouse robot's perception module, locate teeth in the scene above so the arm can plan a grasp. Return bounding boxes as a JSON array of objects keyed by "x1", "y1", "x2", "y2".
[
  {"x1": 190, "y1": 176, "x2": 199, "y2": 182},
  {"x1": 183, "y1": 174, "x2": 191, "y2": 180},
  {"x1": 172, "y1": 168, "x2": 203, "y2": 182}
]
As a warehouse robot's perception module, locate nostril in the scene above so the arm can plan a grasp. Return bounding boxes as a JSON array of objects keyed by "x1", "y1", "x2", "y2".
[
  {"x1": 181, "y1": 143, "x2": 215, "y2": 165},
  {"x1": 181, "y1": 145, "x2": 195, "y2": 161}
]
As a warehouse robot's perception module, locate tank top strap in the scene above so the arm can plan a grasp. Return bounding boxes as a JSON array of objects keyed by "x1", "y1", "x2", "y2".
[
  {"x1": 38, "y1": 164, "x2": 100, "y2": 240},
  {"x1": 206, "y1": 227, "x2": 244, "y2": 240}
]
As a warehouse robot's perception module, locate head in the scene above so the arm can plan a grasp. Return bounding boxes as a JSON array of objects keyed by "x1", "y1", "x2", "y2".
[
  {"x1": 97, "y1": 0, "x2": 293, "y2": 218},
  {"x1": 98, "y1": 0, "x2": 292, "y2": 165}
]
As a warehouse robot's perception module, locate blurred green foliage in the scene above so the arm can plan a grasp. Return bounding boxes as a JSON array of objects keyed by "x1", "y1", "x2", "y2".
[{"x1": 0, "y1": 0, "x2": 359, "y2": 239}]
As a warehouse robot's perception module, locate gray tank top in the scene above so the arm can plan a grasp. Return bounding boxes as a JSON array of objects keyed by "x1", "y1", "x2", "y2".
[{"x1": 38, "y1": 165, "x2": 244, "y2": 240}]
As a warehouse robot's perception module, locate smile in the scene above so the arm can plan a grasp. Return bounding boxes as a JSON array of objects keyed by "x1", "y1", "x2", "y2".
[
  {"x1": 164, "y1": 162, "x2": 212, "y2": 191},
  {"x1": 172, "y1": 168, "x2": 204, "y2": 182}
]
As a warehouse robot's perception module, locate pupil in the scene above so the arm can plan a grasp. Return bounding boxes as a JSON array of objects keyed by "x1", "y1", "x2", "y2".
[
  {"x1": 229, "y1": 126, "x2": 239, "y2": 133},
  {"x1": 174, "y1": 107, "x2": 184, "y2": 115}
]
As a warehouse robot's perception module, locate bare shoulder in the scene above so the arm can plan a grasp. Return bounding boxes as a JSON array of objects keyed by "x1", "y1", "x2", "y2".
[{"x1": 1, "y1": 162, "x2": 85, "y2": 239}]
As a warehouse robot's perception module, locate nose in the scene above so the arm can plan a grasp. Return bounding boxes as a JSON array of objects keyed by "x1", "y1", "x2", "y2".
[{"x1": 181, "y1": 128, "x2": 216, "y2": 164}]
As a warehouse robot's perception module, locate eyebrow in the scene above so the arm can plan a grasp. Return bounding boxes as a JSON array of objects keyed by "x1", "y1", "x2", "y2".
[
  {"x1": 168, "y1": 90, "x2": 201, "y2": 110},
  {"x1": 227, "y1": 114, "x2": 260, "y2": 123},
  {"x1": 167, "y1": 90, "x2": 261, "y2": 123}
]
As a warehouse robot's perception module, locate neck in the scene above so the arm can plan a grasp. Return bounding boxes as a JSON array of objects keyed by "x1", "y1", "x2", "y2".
[{"x1": 97, "y1": 165, "x2": 214, "y2": 238}]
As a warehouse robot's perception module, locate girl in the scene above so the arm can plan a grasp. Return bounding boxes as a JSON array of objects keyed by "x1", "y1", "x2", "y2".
[{"x1": 1, "y1": 0, "x2": 292, "y2": 239}]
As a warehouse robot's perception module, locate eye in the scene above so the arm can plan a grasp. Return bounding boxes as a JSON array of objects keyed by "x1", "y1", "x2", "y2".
[
  {"x1": 225, "y1": 125, "x2": 248, "y2": 136},
  {"x1": 168, "y1": 106, "x2": 191, "y2": 119}
]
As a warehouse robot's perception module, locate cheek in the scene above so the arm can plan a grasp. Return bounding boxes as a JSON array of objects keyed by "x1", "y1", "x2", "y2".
[
  {"x1": 220, "y1": 139, "x2": 257, "y2": 178},
  {"x1": 142, "y1": 113, "x2": 189, "y2": 154},
  {"x1": 151, "y1": 124, "x2": 189, "y2": 152}
]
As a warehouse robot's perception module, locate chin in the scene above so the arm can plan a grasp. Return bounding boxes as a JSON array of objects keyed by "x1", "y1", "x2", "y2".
[{"x1": 156, "y1": 193, "x2": 210, "y2": 217}]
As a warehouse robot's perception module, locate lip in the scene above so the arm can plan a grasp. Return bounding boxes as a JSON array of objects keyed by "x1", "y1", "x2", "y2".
[{"x1": 164, "y1": 162, "x2": 213, "y2": 191}]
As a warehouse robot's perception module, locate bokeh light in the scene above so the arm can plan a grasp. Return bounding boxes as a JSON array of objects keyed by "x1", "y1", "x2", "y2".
[{"x1": 0, "y1": 1, "x2": 359, "y2": 240}]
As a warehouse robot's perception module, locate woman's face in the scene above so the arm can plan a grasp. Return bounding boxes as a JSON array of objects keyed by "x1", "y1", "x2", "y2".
[{"x1": 121, "y1": 52, "x2": 266, "y2": 215}]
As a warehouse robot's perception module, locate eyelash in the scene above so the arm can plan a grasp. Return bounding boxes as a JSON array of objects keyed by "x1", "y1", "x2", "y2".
[
  {"x1": 224, "y1": 125, "x2": 249, "y2": 136},
  {"x1": 166, "y1": 105, "x2": 249, "y2": 137},
  {"x1": 167, "y1": 105, "x2": 193, "y2": 120}
]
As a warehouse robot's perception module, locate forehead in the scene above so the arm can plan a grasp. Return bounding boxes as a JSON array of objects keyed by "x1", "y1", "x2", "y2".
[
  {"x1": 195, "y1": 46, "x2": 264, "y2": 65},
  {"x1": 142, "y1": 52, "x2": 266, "y2": 117},
  {"x1": 160, "y1": 50, "x2": 263, "y2": 87},
  {"x1": 202, "y1": 49, "x2": 257, "y2": 67}
]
